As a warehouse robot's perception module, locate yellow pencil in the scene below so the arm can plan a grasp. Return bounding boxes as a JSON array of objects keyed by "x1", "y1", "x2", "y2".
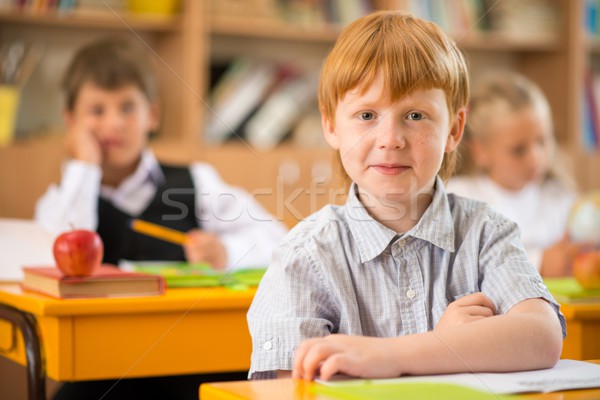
[{"x1": 129, "y1": 219, "x2": 188, "y2": 245}]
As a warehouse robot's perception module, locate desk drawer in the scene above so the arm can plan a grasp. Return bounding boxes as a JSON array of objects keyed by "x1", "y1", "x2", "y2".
[{"x1": 39, "y1": 308, "x2": 251, "y2": 381}]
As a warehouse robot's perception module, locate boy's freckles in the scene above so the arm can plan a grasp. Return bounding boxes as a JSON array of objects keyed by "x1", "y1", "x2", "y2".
[{"x1": 332, "y1": 82, "x2": 453, "y2": 220}]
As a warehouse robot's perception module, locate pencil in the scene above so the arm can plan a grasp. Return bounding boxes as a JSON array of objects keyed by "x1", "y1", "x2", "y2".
[{"x1": 129, "y1": 219, "x2": 187, "y2": 245}]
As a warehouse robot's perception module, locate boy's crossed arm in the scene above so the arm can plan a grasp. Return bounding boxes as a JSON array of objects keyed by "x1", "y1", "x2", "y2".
[{"x1": 292, "y1": 294, "x2": 562, "y2": 381}]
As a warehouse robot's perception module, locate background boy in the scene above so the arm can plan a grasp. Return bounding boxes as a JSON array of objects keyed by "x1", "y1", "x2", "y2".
[
  {"x1": 35, "y1": 39, "x2": 287, "y2": 270},
  {"x1": 35, "y1": 38, "x2": 287, "y2": 399}
]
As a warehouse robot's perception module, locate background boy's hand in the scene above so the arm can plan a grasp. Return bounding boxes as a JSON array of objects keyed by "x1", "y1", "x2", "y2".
[
  {"x1": 434, "y1": 292, "x2": 496, "y2": 332},
  {"x1": 540, "y1": 233, "x2": 594, "y2": 277},
  {"x1": 183, "y1": 229, "x2": 227, "y2": 270},
  {"x1": 292, "y1": 334, "x2": 402, "y2": 381},
  {"x1": 65, "y1": 118, "x2": 102, "y2": 165}
]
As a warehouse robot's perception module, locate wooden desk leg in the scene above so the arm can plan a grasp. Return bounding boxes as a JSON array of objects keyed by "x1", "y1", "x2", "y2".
[{"x1": 0, "y1": 305, "x2": 45, "y2": 400}]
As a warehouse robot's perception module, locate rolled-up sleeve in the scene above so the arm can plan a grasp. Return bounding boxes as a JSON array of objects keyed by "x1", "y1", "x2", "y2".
[
  {"x1": 247, "y1": 240, "x2": 338, "y2": 379},
  {"x1": 478, "y1": 213, "x2": 567, "y2": 338}
]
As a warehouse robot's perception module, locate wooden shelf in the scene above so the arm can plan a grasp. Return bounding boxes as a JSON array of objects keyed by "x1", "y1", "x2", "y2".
[
  {"x1": 455, "y1": 32, "x2": 563, "y2": 52},
  {"x1": 0, "y1": 10, "x2": 182, "y2": 32},
  {"x1": 210, "y1": 15, "x2": 339, "y2": 43},
  {"x1": 1, "y1": 0, "x2": 599, "y2": 221}
]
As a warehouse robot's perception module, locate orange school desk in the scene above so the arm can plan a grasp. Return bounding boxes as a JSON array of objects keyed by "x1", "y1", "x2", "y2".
[
  {"x1": 560, "y1": 302, "x2": 600, "y2": 360},
  {"x1": 200, "y1": 361, "x2": 600, "y2": 400},
  {"x1": 0, "y1": 283, "x2": 256, "y2": 400}
]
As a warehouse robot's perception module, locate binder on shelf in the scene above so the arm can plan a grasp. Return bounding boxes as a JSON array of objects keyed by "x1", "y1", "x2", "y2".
[
  {"x1": 246, "y1": 70, "x2": 318, "y2": 150},
  {"x1": 583, "y1": 69, "x2": 600, "y2": 151},
  {"x1": 203, "y1": 59, "x2": 279, "y2": 144}
]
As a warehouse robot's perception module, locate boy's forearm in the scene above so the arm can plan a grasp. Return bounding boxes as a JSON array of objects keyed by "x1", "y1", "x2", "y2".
[{"x1": 393, "y1": 301, "x2": 562, "y2": 375}]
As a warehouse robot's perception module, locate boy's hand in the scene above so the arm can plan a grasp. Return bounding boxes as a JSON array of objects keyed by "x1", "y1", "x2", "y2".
[
  {"x1": 292, "y1": 334, "x2": 401, "y2": 381},
  {"x1": 65, "y1": 118, "x2": 102, "y2": 165},
  {"x1": 183, "y1": 229, "x2": 227, "y2": 270},
  {"x1": 541, "y1": 233, "x2": 594, "y2": 277},
  {"x1": 434, "y1": 292, "x2": 495, "y2": 332}
]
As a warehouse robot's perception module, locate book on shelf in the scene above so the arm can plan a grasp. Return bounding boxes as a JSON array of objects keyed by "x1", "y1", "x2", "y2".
[
  {"x1": 203, "y1": 58, "x2": 280, "y2": 144},
  {"x1": 120, "y1": 260, "x2": 266, "y2": 290},
  {"x1": 582, "y1": 68, "x2": 600, "y2": 152},
  {"x1": 544, "y1": 277, "x2": 600, "y2": 303},
  {"x1": 21, "y1": 265, "x2": 165, "y2": 299},
  {"x1": 245, "y1": 70, "x2": 319, "y2": 150}
]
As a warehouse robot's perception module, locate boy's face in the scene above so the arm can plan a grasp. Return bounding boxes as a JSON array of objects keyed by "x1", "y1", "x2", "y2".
[
  {"x1": 65, "y1": 82, "x2": 159, "y2": 171},
  {"x1": 323, "y1": 74, "x2": 464, "y2": 211},
  {"x1": 471, "y1": 107, "x2": 552, "y2": 191}
]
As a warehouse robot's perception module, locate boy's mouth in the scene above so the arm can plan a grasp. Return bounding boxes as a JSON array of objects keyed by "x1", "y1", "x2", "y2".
[
  {"x1": 100, "y1": 138, "x2": 123, "y2": 148},
  {"x1": 370, "y1": 164, "x2": 409, "y2": 175}
]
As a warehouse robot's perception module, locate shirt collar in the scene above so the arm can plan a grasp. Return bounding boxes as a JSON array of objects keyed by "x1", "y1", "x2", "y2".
[
  {"x1": 100, "y1": 148, "x2": 164, "y2": 196},
  {"x1": 142, "y1": 149, "x2": 165, "y2": 186},
  {"x1": 345, "y1": 184, "x2": 400, "y2": 263},
  {"x1": 345, "y1": 176, "x2": 455, "y2": 263},
  {"x1": 409, "y1": 176, "x2": 456, "y2": 253}
]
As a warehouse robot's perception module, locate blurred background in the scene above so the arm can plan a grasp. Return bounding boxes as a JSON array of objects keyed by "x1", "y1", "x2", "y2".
[{"x1": 0, "y1": 0, "x2": 598, "y2": 229}]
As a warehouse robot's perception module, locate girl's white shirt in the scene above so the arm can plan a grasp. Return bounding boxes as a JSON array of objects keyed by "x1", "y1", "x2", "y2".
[
  {"x1": 446, "y1": 175, "x2": 577, "y2": 271},
  {"x1": 35, "y1": 149, "x2": 288, "y2": 270}
]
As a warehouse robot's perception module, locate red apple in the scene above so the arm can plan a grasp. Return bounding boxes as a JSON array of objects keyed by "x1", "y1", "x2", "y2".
[
  {"x1": 53, "y1": 230, "x2": 103, "y2": 277},
  {"x1": 573, "y1": 251, "x2": 600, "y2": 290}
]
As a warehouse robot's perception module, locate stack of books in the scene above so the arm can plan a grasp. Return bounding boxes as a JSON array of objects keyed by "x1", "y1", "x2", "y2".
[
  {"x1": 544, "y1": 277, "x2": 600, "y2": 304},
  {"x1": 21, "y1": 265, "x2": 165, "y2": 299}
]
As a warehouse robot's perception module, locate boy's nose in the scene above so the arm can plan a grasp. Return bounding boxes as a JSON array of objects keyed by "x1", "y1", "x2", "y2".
[
  {"x1": 104, "y1": 109, "x2": 125, "y2": 129},
  {"x1": 376, "y1": 118, "x2": 405, "y2": 149}
]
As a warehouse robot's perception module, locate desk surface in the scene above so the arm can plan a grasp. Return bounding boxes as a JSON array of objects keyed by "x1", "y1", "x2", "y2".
[
  {"x1": 0, "y1": 282, "x2": 256, "y2": 316},
  {"x1": 0, "y1": 283, "x2": 256, "y2": 381},
  {"x1": 200, "y1": 361, "x2": 600, "y2": 400}
]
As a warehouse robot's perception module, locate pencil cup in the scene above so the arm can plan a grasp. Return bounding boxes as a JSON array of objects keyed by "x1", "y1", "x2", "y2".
[{"x1": 0, "y1": 85, "x2": 20, "y2": 147}]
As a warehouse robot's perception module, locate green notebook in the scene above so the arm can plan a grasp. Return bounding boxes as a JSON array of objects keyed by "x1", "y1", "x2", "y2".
[
  {"x1": 122, "y1": 261, "x2": 266, "y2": 290},
  {"x1": 312, "y1": 382, "x2": 520, "y2": 400},
  {"x1": 544, "y1": 277, "x2": 600, "y2": 303}
]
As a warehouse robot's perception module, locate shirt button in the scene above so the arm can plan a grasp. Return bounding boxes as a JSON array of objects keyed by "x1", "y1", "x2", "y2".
[
  {"x1": 537, "y1": 282, "x2": 547, "y2": 290},
  {"x1": 397, "y1": 239, "x2": 406, "y2": 247},
  {"x1": 406, "y1": 289, "x2": 416, "y2": 299},
  {"x1": 263, "y1": 341, "x2": 273, "y2": 351}
]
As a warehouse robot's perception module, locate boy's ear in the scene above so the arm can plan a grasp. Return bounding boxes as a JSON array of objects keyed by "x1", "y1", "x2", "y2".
[
  {"x1": 322, "y1": 113, "x2": 340, "y2": 150},
  {"x1": 445, "y1": 107, "x2": 467, "y2": 153}
]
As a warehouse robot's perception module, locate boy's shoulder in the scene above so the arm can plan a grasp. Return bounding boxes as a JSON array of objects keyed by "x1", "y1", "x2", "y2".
[
  {"x1": 281, "y1": 204, "x2": 349, "y2": 249},
  {"x1": 446, "y1": 191, "x2": 514, "y2": 230}
]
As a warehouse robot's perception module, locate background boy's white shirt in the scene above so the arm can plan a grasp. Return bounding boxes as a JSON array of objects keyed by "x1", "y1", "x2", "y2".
[
  {"x1": 35, "y1": 158, "x2": 102, "y2": 233},
  {"x1": 446, "y1": 175, "x2": 577, "y2": 270},
  {"x1": 35, "y1": 149, "x2": 287, "y2": 269}
]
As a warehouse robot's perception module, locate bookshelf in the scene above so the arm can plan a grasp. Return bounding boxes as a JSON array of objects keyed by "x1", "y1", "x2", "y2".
[{"x1": 0, "y1": 0, "x2": 599, "y2": 227}]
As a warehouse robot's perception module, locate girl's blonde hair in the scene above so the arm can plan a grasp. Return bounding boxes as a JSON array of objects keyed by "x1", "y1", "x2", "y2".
[
  {"x1": 459, "y1": 70, "x2": 574, "y2": 188},
  {"x1": 319, "y1": 10, "x2": 470, "y2": 181}
]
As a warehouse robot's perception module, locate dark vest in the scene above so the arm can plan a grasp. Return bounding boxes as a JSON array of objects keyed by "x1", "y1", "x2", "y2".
[{"x1": 97, "y1": 164, "x2": 199, "y2": 265}]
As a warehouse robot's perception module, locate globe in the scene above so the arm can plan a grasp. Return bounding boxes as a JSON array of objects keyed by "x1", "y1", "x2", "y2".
[{"x1": 568, "y1": 190, "x2": 600, "y2": 243}]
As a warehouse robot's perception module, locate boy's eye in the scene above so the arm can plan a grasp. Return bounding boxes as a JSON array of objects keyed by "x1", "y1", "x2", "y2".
[
  {"x1": 537, "y1": 136, "x2": 546, "y2": 147},
  {"x1": 407, "y1": 112, "x2": 424, "y2": 120},
  {"x1": 510, "y1": 145, "x2": 527, "y2": 157},
  {"x1": 122, "y1": 102, "x2": 135, "y2": 113},
  {"x1": 359, "y1": 111, "x2": 375, "y2": 121},
  {"x1": 91, "y1": 105, "x2": 104, "y2": 116}
]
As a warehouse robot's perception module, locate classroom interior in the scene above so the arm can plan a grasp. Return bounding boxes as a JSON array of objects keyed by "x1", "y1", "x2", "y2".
[{"x1": 1, "y1": 0, "x2": 600, "y2": 399}]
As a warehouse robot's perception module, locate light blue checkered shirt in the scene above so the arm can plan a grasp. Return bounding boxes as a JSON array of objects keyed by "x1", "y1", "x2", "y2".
[{"x1": 247, "y1": 176, "x2": 566, "y2": 379}]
